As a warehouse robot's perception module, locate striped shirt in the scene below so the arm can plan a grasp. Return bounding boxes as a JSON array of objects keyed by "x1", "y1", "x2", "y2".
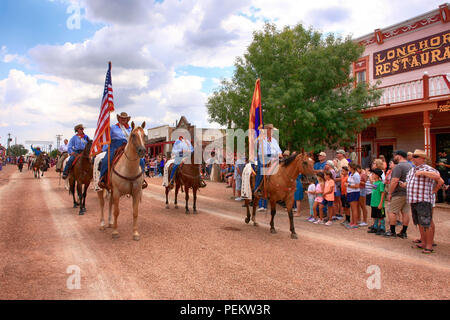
[{"x1": 406, "y1": 164, "x2": 438, "y2": 204}]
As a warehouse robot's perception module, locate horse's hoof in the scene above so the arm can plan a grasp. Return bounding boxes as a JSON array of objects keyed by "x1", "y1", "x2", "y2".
[
  {"x1": 185, "y1": 210, "x2": 190, "y2": 214},
  {"x1": 133, "y1": 234, "x2": 140, "y2": 241},
  {"x1": 165, "y1": 205, "x2": 169, "y2": 209},
  {"x1": 99, "y1": 226, "x2": 106, "y2": 231},
  {"x1": 108, "y1": 224, "x2": 113, "y2": 228},
  {"x1": 270, "y1": 229, "x2": 277, "y2": 234},
  {"x1": 175, "y1": 205, "x2": 178, "y2": 209},
  {"x1": 112, "y1": 232, "x2": 120, "y2": 239},
  {"x1": 291, "y1": 233, "x2": 298, "y2": 239},
  {"x1": 253, "y1": 222, "x2": 259, "y2": 227},
  {"x1": 245, "y1": 217, "x2": 250, "y2": 224},
  {"x1": 73, "y1": 204, "x2": 78, "y2": 208},
  {"x1": 193, "y1": 209, "x2": 198, "y2": 214},
  {"x1": 79, "y1": 211, "x2": 84, "y2": 216}
]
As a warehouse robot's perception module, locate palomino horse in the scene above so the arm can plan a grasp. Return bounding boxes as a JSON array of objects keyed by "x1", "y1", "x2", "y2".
[
  {"x1": 68, "y1": 140, "x2": 93, "y2": 214},
  {"x1": 165, "y1": 152, "x2": 201, "y2": 214},
  {"x1": 97, "y1": 121, "x2": 146, "y2": 240},
  {"x1": 244, "y1": 152, "x2": 315, "y2": 239}
]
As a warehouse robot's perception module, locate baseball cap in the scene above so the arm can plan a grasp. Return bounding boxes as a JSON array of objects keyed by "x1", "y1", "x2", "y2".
[
  {"x1": 371, "y1": 168, "x2": 384, "y2": 179},
  {"x1": 336, "y1": 149, "x2": 346, "y2": 155}
]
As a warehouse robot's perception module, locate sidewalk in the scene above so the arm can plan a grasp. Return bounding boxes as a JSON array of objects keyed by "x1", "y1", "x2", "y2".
[{"x1": 435, "y1": 202, "x2": 450, "y2": 210}]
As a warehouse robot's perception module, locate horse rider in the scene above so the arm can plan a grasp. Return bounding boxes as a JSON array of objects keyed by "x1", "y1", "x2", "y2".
[
  {"x1": 62, "y1": 124, "x2": 91, "y2": 179},
  {"x1": 168, "y1": 135, "x2": 207, "y2": 189},
  {"x1": 56, "y1": 139, "x2": 69, "y2": 172},
  {"x1": 254, "y1": 124, "x2": 282, "y2": 197},
  {"x1": 31, "y1": 145, "x2": 42, "y2": 157},
  {"x1": 98, "y1": 112, "x2": 147, "y2": 189}
]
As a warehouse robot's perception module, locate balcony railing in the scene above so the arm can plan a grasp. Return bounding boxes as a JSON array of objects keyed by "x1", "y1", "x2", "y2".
[{"x1": 374, "y1": 74, "x2": 450, "y2": 107}]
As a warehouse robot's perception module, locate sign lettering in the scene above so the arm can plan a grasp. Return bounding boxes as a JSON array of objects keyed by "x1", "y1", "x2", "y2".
[{"x1": 373, "y1": 30, "x2": 450, "y2": 79}]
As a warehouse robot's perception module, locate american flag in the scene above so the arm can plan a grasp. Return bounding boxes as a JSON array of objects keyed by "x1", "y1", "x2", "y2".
[{"x1": 90, "y1": 62, "x2": 115, "y2": 157}]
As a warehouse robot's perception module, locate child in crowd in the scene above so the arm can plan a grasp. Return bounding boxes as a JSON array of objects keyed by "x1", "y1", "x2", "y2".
[
  {"x1": 367, "y1": 168, "x2": 386, "y2": 235},
  {"x1": 307, "y1": 180, "x2": 316, "y2": 221},
  {"x1": 323, "y1": 171, "x2": 335, "y2": 226},
  {"x1": 313, "y1": 172, "x2": 325, "y2": 224},
  {"x1": 340, "y1": 166, "x2": 351, "y2": 225}
]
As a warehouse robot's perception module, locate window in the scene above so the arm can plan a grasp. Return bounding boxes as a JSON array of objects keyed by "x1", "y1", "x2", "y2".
[
  {"x1": 356, "y1": 70, "x2": 366, "y2": 84},
  {"x1": 353, "y1": 56, "x2": 369, "y2": 87}
]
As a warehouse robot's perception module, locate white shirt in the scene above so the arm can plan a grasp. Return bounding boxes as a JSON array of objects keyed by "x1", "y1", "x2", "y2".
[
  {"x1": 172, "y1": 138, "x2": 193, "y2": 155},
  {"x1": 59, "y1": 144, "x2": 68, "y2": 153},
  {"x1": 307, "y1": 184, "x2": 316, "y2": 201},
  {"x1": 257, "y1": 137, "x2": 282, "y2": 158}
]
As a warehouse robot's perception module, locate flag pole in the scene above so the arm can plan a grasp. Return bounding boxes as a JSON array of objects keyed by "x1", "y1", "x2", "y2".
[{"x1": 107, "y1": 61, "x2": 112, "y2": 188}]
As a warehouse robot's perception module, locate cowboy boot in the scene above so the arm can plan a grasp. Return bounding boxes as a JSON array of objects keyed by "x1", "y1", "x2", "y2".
[
  {"x1": 199, "y1": 176, "x2": 207, "y2": 188},
  {"x1": 142, "y1": 180, "x2": 148, "y2": 189}
]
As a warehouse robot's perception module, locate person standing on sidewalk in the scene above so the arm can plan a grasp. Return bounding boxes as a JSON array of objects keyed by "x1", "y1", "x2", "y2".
[
  {"x1": 404, "y1": 150, "x2": 444, "y2": 254},
  {"x1": 384, "y1": 150, "x2": 412, "y2": 239}
]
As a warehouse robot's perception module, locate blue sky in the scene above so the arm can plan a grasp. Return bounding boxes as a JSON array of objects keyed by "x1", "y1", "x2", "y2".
[{"x1": 0, "y1": 0, "x2": 445, "y2": 147}]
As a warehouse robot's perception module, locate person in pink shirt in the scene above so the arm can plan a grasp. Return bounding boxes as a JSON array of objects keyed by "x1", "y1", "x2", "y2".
[
  {"x1": 313, "y1": 172, "x2": 325, "y2": 224},
  {"x1": 323, "y1": 171, "x2": 336, "y2": 225}
]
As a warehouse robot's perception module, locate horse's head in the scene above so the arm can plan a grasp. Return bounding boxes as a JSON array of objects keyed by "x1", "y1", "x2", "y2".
[
  {"x1": 83, "y1": 140, "x2": 93, "y2": 157},
  {"x1": 130, "y1": 121, "x2": 146, "y2": 158},
  {"x1": 295, "y1": 152, "x2": 315, "y2": 178}
]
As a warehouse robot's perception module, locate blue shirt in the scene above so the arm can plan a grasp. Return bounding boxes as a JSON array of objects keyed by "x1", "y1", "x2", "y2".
[
  {"x1": 68, "y1": 134, "x2": 90, "y2": 154},
  {"x1": 111, "y1": 123, "x2": 131, "y2": 141},
  {"x1": 172, "y1": 139, "x2": 193, "y2": 155},
  {"x1": 31, "y1": 146, "x2": 42, "y2": 156},
  {"x1": 314, "y1": 161, "x2": 326, "y2": 171}
]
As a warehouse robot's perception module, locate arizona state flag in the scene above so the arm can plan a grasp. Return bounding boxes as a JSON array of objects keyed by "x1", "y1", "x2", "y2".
[{"x1": 248, "y1": 79, "x2": 263, "y2": 162}]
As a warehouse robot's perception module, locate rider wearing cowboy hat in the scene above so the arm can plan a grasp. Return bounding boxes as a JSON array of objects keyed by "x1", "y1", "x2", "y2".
[
  {"x1": 31, "y1": 145, "x2": 42, "y2": 156},
  {"x1": 98, "y1": 112, "x2": 147, "y2": 189},
  {"x1": 254, "y1": 123, "x2": 282, "y2": 197},
  {"x1": 62, "y1": 124, "x2": 91, "y2": 179},
  {"x1": 168, "y1": 135, "x2": 206, "y2": 188}
]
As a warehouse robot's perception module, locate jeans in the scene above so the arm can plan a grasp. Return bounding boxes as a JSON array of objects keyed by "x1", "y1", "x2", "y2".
[
  {"x1": 63, "y1": 151, "x2": 82, "y2": 175},
  {"x1": 259, "y1": 198, "x2": 267, "y2": 209},
  {"x1": 308, "y1": 198, "x2": 315, "y2": 216},
  {"x1": 100, "y1": 139, "x2": 145, "y2": 180}
]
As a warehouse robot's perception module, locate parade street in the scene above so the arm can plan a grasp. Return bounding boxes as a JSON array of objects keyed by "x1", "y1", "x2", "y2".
[{"x1": 0, "y1": 165, "x2": 448, "y2": 300}]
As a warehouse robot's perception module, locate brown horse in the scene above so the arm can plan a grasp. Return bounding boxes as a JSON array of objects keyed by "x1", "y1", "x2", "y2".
[
  {"x1": 165, "y1": 153, "x2": 201, "y2": 214},
  {"x1": 68, "y1": 140, "x2": 93, "y2": 215},
  {"x1": 97, "y1": 121, "x2": 146, "y2": 240},
  {"x1": 32, "y1": 153, "x2": 48, "y2": 179},
  {"x1": 244, "y1": 152, "x2": 315, "y2": 239}
]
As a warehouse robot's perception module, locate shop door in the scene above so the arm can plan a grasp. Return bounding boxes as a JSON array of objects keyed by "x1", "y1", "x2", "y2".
[{"x1": 379, "y1": 145, "x2": 393, "y2": 162}]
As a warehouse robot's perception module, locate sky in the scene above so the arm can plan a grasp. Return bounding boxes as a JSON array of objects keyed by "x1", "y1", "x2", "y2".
[{"x1": 0, "y1": 0, "x2": 444, "y2": 149}]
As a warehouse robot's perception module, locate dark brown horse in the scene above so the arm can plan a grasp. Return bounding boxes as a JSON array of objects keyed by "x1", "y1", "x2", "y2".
[
  {"x1": 69, "y1": 140, "x2": 93, "y2": 215},
  {"x1": 165, "y1": 153, "x2": 201, "y2": 214},
  {"x1": 244, "y1": 152, "x2": 315, "y2": 239},
  {"x1": 32, "y1": 153, "x2": 49, "y2": 179}
]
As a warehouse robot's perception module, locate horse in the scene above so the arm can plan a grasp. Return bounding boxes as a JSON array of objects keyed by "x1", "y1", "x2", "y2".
[
  {"x1": 244, "y1": 152, "x2": 315, "y2": 239},
  {"x1": 32, "y1": 153, "x2": 48, "y2": 179},
  {"x1": 165, "y1": 152, "x2": 201, "y2": 214},
  {"x1": 68, "y1": 140, "x2": 93, "y2": 215},
  {"x1": 97, "y1": 121, "x2": 146, "y2": 240}
]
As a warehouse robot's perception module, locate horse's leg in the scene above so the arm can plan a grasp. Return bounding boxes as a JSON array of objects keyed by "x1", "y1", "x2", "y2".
[
  {"x1": 77, "y1": 182, "x2": 83, "y2": 214},
  {"x1": 165, "y1": 187, "x2": 170, "y2": 209},
  {"x1": 111, "y1": 191, "x2": 120, "y2": 239},
  {"x1": 185, "y1": 187, "x2": 190, "y2": 214},
  {"x1": 70, "y1": 179, "x2": 78, "y2": 208},
  {"x1": 81, "y1": 183, "x2": 89, "y2": 214},
  {"x1": 193, "y1": 187, "x2": 197, "y2": 213},
  {"x1": 252, "y1": 195, "x2": 259, "y2": 226},
  {"x1": 286, "y1": 197, "x2": 297, "y2": 239},
  {"x1": 98, "y1": 190, "x2": 106, "y2": 230},
  {"x1": 132, "y1": 192, "x2": 141, "y2": 241},
  {"x1": 174, "y1": 183, "x2": 180, "y2": 209},
  {"x1": 245, "y1": 199, "x2": 251, "y2": 224},
  {"x1": 269, "y1": 200, "x2": 277, "y2": 234},
  {"x1": 108, "y1": 192, "x2": 113, "y2": 228}
]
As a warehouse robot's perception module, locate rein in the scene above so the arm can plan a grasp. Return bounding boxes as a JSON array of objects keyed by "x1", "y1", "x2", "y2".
[{"x1": 112, "y1": 167, "x2": 143, "y2": 181}]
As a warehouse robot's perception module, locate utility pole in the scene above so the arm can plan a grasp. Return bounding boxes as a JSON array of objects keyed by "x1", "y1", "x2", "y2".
[
  {"x1": 7, "y1": 133, "x2": 11, "y2": 156},
  {"x1": 56, "y1": 134, "x2": 63, "y2": 151}
]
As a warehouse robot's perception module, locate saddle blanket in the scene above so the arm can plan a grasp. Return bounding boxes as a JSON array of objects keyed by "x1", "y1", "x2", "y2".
[
  {"x1": 162, "y1": 159, "x2": 175, "y2": 187},
  {"x1": 241, "y1": 163, "x2": 255, "y2": 199},
  {"x1": 93, "y1": 152, "x2": 106, "y2": 191}
]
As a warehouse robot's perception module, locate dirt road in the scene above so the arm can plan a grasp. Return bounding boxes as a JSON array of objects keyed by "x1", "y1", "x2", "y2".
[{"x1": 0, "y1": 165, "x2": 448, "y2": 299}]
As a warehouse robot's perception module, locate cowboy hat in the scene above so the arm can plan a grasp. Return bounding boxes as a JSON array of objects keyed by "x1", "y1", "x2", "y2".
[
  {"x1": 264, "y1": 123, "x2": 274, "y2": 129},
  {"x1": 412, "y1": 149, "x2": 428, "y2": 159},
  {"x1": 74, "y1": 124, "x2": 84, "y2": 132},
  {"x1": 283, "y1": 150, "x2": 291, "y2": 156},
  {"x1": 117, "y1": 112, "x2": 131, "y2": 121},
  {"x1": 336, "y1": 149, "x2": 346, "y2": 155},
  {"x1": 319, "y1": 151, "x2": 326, "y2": 157}
]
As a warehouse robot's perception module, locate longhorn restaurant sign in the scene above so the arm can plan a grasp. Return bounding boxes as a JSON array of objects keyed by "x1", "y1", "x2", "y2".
[{"x1": 373, "y1": 30, "x2": 450, "y2": 79}]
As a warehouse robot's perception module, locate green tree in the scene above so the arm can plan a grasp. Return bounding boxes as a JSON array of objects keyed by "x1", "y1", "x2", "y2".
[
  {"x1": 206, "y1": 23, "x2": 380, "y2": 151},
  {"x1": 7, "y1": 144, "x2": 28, "y2": 157}
]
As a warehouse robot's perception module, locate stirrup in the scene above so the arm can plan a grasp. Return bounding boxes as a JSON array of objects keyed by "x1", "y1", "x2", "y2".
[
  {"x1": 199, "y1": 180, "x2": 206, "y2": 188},
  {"x1": 62, "y1": 173, "x2": 68, "y2": 180},
  {"x1": 142, "y1": 180, "x2": 148, "y2": 189}
]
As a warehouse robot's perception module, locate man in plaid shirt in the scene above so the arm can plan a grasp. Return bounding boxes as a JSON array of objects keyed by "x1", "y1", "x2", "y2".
[{"x1": 403, "y1": 149, "x2": 444, "y2": 254}]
